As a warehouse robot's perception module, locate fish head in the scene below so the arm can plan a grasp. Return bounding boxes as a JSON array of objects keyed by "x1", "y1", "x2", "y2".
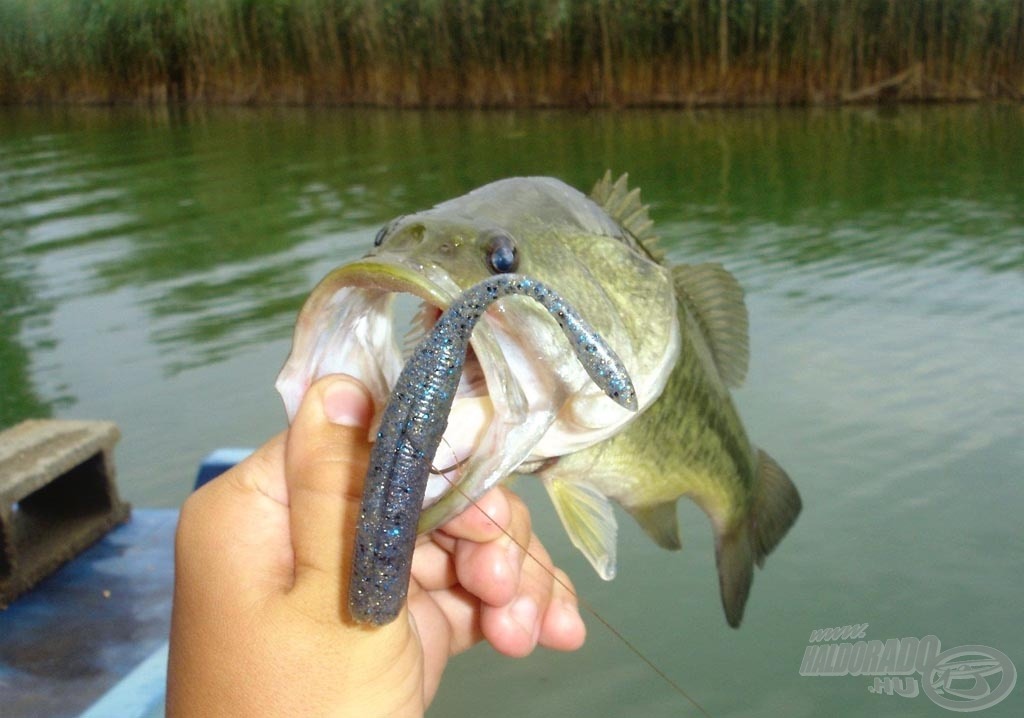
[{"x1": 276, "y1": 177, "x2": 679, "y2": 530}]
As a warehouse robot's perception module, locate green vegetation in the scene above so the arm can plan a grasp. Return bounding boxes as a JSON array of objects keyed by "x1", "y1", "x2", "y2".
[{"x1": 1, "y1": 0, "x2": 1022, "y2": 107}]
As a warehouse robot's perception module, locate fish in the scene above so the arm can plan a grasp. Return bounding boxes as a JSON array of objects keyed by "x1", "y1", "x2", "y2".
[
  {"x1": 276, "y1": 171, "x2": 802, "y2": 627},
  {"x1": 349, "y1": 273, "x2": 637, "y2": 624}
]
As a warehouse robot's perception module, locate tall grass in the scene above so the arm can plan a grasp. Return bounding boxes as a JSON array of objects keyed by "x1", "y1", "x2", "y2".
[{"x1": 1, "y1": 0, "x2": 1022, "y2": 107}]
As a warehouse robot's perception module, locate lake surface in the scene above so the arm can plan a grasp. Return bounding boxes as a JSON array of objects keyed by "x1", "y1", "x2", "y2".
[{"x1": 1, "y1": 106, "x2": 1021, "y2": 717}]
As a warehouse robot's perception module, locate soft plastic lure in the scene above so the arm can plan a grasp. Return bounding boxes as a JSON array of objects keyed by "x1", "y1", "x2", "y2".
[{"x1": 349, "y1": 273, "x2": 637, "y2": 624}]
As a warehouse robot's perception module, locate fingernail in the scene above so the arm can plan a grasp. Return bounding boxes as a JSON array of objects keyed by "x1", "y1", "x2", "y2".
[
  {"x1": 510, "y1": 596, "x2": 539, "y2": 640},
  {"x1": 322, "y1": 377, "x2": 372, "y2": 428}
]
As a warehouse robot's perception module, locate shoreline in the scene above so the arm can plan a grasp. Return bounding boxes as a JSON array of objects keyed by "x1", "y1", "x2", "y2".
[
  {"x1": 5, "y1": 81, "x2": 1018, "y2": 110},
  {"x1": 3, "y1": 1, "x2": 1021, "y2": 110}
]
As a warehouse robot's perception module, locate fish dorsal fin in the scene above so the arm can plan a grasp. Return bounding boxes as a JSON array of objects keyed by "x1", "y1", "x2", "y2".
[
  {"x1": 590, "y1": 170, "x2": 664, "y2": 262},
  {"x1": 672, "y1": 263, "x2": 750, "y2": 387}
]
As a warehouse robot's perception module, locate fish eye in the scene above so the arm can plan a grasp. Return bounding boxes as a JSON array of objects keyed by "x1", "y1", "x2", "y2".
[{"x1": 485, "y1": 233, "x2": 518, "y2": 274}]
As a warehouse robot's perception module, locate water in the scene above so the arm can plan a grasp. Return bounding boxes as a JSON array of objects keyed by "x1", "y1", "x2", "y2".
[{"x1": 1, "y1": 106, "x2": 1021, "y2": 717}]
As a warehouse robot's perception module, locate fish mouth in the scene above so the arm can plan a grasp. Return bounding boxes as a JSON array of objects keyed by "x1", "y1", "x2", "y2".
[{"x1": 276, "y1": 258, "x2": 558, "y2": 530}]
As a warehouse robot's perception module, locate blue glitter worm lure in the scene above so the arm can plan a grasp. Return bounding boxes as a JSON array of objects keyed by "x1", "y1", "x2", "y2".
[{"x1": 349, "y1": 273, "x2": 638, "y2": 625}]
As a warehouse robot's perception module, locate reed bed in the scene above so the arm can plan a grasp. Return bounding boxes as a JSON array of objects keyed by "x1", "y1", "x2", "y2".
[{"x1": 2, "y1": 0, "x2": 1022, "y2": 107}]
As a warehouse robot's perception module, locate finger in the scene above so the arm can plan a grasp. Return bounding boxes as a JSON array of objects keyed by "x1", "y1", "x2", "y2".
[
  {"x1": 420, "y1": 529, "x2": 457, "y2": 555},
  {"x1": 411, "y1": 487, "x2": 513, "y2": 592},
  {"x1": 538, "y1": 567, "x2": 586, "y2": 651},
  {"x1": 409, "y1": 581, "x2": 485, "y2": 659},
  {"x1": 220, "y1": 431, "x2": 288, "y2": 506},
  {"x1": 175, "y1": 432, "x2": 292, "y2": 601},
  {"x1": 451, "y1": 489, "x2": 531, "y2": 608},
  {"x1": 284, "y1": 374, "x2": 373, "y2": 608},
  {"x1": 435, "y1": 486, "x2": 512, "y2": 543},
  {"x1": 407, "y1": 584, "x2": 480, "y2": 705},
  {"x1": 479, "y1": 532, "x2": 555, "y2": 657},
  {"x1": 410, "y1": 540, "x2": 458, "y2": 591}
]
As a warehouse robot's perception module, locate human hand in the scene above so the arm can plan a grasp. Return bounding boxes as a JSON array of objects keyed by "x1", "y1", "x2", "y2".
[{"x1": 167, "y1": 375, "x2": 586, "y2": 717}]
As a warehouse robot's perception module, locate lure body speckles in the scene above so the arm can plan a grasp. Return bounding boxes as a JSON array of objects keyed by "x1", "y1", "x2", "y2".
[{"x1": 349, "y1": 273, "x2": 637, "y2": 624}]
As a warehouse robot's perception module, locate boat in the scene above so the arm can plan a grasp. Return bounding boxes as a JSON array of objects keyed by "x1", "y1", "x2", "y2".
[{"x1": 0, "y1": 418, "x2": 249, "y2": 718}]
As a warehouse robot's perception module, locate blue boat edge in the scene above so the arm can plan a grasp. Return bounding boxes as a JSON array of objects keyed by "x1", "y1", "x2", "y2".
[{"x1": 0, "y1": 448, "x2": 253, "y2": 718}]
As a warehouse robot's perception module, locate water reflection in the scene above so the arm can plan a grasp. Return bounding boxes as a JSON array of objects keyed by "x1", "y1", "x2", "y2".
[
  {"x1": 1, "y1": 105, "x2": 1021, "y2": 441},
  {"x1": 0, "y1": 261, "x2": 58, "y2": 426},
  {"x1": 2, "y1": 104, "x2": 1022, "y2": 426}
]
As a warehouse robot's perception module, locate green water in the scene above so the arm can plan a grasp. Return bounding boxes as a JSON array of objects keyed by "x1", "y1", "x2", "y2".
[{"x1": 1, "y1": 106, "x2": 1021, "y2": 717}]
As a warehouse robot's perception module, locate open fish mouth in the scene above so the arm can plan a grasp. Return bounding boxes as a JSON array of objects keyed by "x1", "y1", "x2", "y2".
[
  {"x1": 394, "y1": 294, "x2": 487, "y2": 402},
  {"x1": 347, "y1": 272, "x2": 638, "y2": 625},
  {"x1": 276, "y1": 258, "x2": 546, "y2": 524}
]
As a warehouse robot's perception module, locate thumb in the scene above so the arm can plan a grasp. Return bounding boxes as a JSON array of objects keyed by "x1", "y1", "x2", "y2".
[{"x1": 285, "y1": 374, "x2": 374, "y2": 613}]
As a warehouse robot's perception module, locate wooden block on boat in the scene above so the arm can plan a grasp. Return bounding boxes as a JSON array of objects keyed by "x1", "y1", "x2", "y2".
[{"x1": 0, "y1": 419, "x2": 130, "y2": 608}]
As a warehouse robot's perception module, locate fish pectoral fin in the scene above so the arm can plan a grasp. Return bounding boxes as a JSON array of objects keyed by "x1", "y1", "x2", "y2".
[
  {"x1": 625, "y1": 500, "x2": 682, "y2": 551},
  {"x1": 672, "y1": 263, "x2": 750, "y2": 387},
  {"x1": 543, "y1": 477, "x2": 618, "y2": 580}
]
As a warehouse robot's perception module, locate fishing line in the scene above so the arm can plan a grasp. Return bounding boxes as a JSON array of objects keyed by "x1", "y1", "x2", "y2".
[{"x1": 431, "y1": 440, "x2": 711, "y2": 717}]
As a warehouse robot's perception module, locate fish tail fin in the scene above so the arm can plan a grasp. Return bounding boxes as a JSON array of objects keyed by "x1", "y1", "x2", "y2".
[{"x1": 715, "y1": 449, "x2": 802, "y2": 628}]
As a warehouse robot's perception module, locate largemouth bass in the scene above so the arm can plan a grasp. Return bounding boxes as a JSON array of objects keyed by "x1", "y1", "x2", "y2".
[{"x1": 276, "y1": 172, "x2": 802, "y2": 627}]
